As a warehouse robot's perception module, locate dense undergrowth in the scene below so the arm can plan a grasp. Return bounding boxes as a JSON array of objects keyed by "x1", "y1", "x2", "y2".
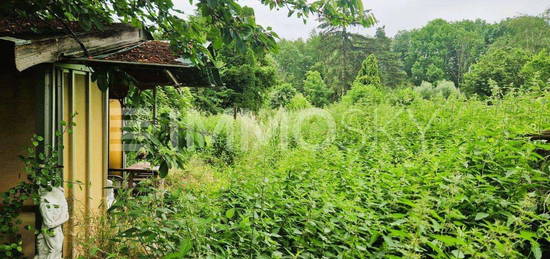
[{"x1": 78, "y1": 88, "x2": 550, "y2": 258}]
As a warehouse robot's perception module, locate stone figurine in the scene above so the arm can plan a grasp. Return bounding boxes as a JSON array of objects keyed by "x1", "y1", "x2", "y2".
[
  {"x1": 34, "y1": 187, "x2": 69, "y2": 259},
  {"x1": 106, "y1": 179, "x2": 116, "y2": 209}
]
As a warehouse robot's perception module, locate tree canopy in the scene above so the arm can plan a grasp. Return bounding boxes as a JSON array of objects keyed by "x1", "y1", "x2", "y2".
[
  {"x1": 394, "y1": 19, "x2": 492, "y2": 86},
  {"x1": 3, "y1": 0, "x2": 374, "y2": 68},
  {"x1": 462, "y1": 47, "x2": 531, "y2": 96},
  {"x1": 492, "y1": 16, "x2": 550, "y2": 53},
  {"x1": 274, "y1": 27, "x2": 406, "y2": 99}
]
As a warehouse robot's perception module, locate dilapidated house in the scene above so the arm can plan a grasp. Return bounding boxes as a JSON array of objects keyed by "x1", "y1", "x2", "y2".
[{"x1": 0, "y1": 17, "x2": 211, "y2": 257}]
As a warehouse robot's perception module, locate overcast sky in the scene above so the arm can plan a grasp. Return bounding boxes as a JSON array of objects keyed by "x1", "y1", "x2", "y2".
[{"x1": 174, "y1": 0, "x2": 550, "y2": 40}]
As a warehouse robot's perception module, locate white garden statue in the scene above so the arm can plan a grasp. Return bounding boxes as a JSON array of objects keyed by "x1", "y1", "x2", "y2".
[
  {"x1": 34, "y1": 187, "x2": 69, "y2": 259},
  {"x1": 106, "y1": 179, "x2": 116, "y2": 209}
]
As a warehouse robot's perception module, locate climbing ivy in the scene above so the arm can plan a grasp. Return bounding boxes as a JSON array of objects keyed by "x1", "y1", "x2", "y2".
[
  {"x1": 90, "y1": 66, "x2": 134, "y2": 92},
  {"x1": 0, "y1": 121, "x2": 74, "y2": 258}
]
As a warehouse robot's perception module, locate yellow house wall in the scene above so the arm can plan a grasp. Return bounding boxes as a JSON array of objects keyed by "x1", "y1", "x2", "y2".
[
  {"x1": 62, "y1": 71, "x2": 107, "y2": 258},
  {"x1": 62, "y1": 71, "x2": 73, "y2": 257},
  {"x1": 0, "y1": 67, "x2": 39, "y2": 257},
  {"x1": 1, "y1": 65, "x2": 108, "y2": 258},
  {"x1": 89, "y1": 80, "x2": 105, "y2": 215}
]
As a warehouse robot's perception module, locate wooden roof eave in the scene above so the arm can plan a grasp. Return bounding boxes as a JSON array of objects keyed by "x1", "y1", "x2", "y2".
[
  {"x1": 67, "y1": 57, "x2": 194, "y2": 69},
  {"x1": 0, "y1": 24, "x2": 149, "y2": 72},
  {"x1": 63, "y1": 57, "x2": 213, "y2": 98}
]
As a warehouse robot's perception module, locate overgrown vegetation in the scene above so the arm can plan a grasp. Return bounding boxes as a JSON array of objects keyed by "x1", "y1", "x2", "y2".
[
  {"x1": 2, "y1": 2, "x2": 550, "y2": 258},
  {"x1": 75, "y1": 8, "x2": 550, "y2": 259},
  {"x1": 77, "y1": 85, "x2": 550, "y2": 258}
]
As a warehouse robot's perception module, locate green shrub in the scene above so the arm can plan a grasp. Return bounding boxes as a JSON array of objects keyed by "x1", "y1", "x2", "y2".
[
  {"x1": 286, "y1": 93, "x2": 312, "y2": 111},
  {"x1": 389, "y1": 87, "x2": 418, "y2": 105},
  {"x1": 303, "y1": 71, "x2": 333, "y2": 107},
  {"x1": 415, "y1": 81, "x2": 435, "y2": 99},
  {"x1": 415, "y1": 80, "x2": 460, "y2": 99},
  {"x1": 521, "y1": 50, "x2": 550, "y2": 90},
  {"x1": 169, "y1": 90, "x2": 549, "y2": 258},
  {"x1": 269, "y1": 83, "x2": 297, "y2": 108},
  {"x1": 462, "y1": 47, "x2": 531, "y2": 97},
  {"x1": 342, "y1": 82, "x2": 385, "y2": 105},
  {"x1": 435, "y1": 80, "x2": 460, "y2": 98}
]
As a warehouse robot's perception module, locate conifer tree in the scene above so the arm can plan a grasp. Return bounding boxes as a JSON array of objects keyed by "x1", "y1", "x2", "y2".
[
  {"x1": 303, "y1": 71, "x2": 333, "y2": 107},
  {"x1": 355, "y1": 54, "x2": 382, "y2": 87}
]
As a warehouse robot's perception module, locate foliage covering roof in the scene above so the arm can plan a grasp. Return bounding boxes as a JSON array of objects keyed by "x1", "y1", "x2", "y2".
[
  {"x1": 0, "y1": 16, "x2": 68, "y2": 35},
  {"x1": 0, "y1": 16, "x2": 190, "y2": 67},
  {"x1": 0, "y1": 16, "x2": 102, "y2": 39},
  {"x1": 99, "y1": 41, "x2": 190, "y2": 66}
]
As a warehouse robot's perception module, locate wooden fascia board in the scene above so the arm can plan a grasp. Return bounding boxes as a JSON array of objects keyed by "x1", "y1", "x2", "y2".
[
  {"x1": 66, "y1": 58, "x2": 192, "y2": 69},
  {"x1": 6, "y1": 27, "x2": 147, "y2": 72}
]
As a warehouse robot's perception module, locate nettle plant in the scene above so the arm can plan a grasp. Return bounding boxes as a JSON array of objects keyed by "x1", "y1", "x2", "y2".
[{"x1": 0, "y1": 121, "x2": 74, "y2": 258}]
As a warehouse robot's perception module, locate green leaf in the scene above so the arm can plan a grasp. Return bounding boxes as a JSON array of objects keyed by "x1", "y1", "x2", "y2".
[
  {"x1": 451, "y1": 249, "x2": 465, "y2": 258},
  {"x1": 531, "y1": 243, "x2": 542, "y2": 259},
  {"x1": 225, "y1": 208, "x2": 236, "y2": 219},
  {"x1": 474, "y1": 212, "x2": 489, "y2": 221},
  {"x1": 519, "y1": 231, "x2": 537, "y2": 241},
  {"x1": 90, "y1": 247, "x2": 99, "y2": 256},
  {"x1": 159, "y1": 161, "x2": 169, "y2": 178},
  {"x1": 432, "y1": 234, "x2": 463, "y2": 246},
  {"x1": 532, "y1": 243, "x2": 542, "y2": 259}
]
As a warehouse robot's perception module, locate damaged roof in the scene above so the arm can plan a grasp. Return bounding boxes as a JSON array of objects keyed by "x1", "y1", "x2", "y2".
[
  {"x1": 66, "y1": 40, "x2": 211, "y2": 95},
  {"x1": 0, "y1": 16, "x2": 215, "y2": 96},
  {"x1": 69, "y1": 40, "x2": 194, "y2": 68},
  {"x1": 102, "y1": 41, "x2": 187, "y2": 66},
  {"x1": 0, "y1": 18, "x2": 148, "y2": 71},
  {"x1": 0, "y1": 15, "x2": 194, "y2": 69}
]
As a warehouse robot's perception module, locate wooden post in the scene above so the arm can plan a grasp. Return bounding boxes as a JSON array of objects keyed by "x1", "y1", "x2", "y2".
[
  {"x1": 85, "y1": 72, "x2": 92, "y2": 220},
  {"x1": 153, "y1": 86, "x2": 158, "y2": 125},
  {"x1": 102, "y1": 85, "x2": 109, "y2": 208}
]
